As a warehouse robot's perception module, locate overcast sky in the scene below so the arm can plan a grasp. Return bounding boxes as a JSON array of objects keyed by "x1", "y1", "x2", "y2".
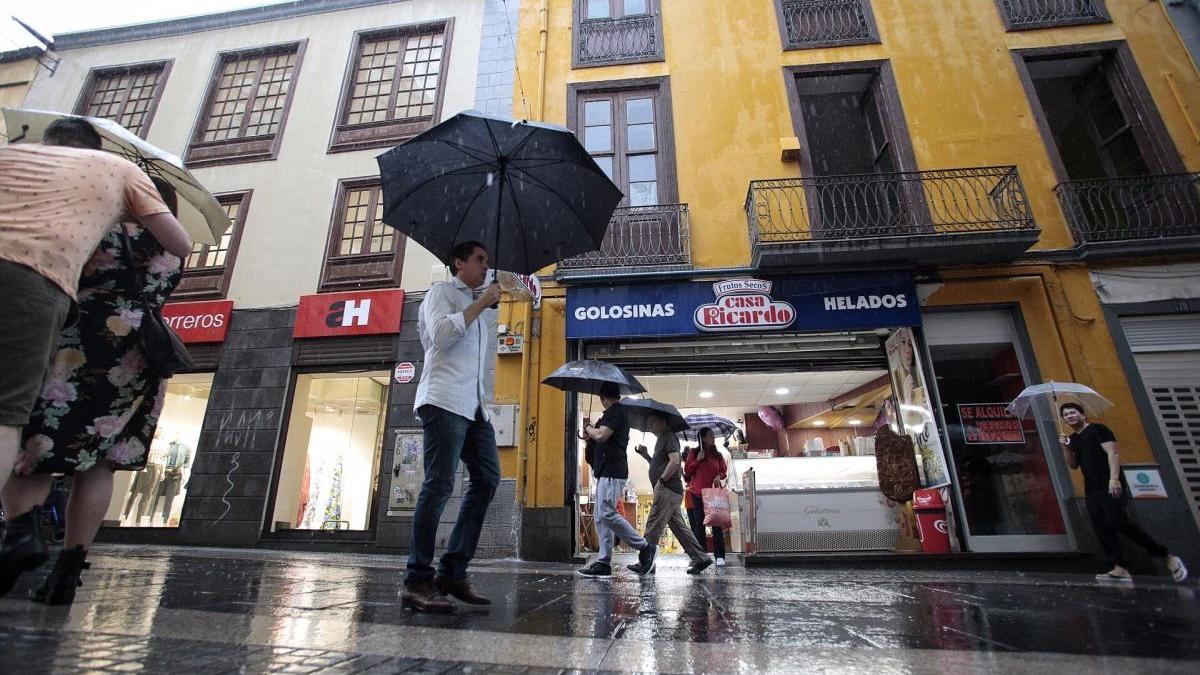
[{"x1": 2, "y1": 1, "x2": 294, "y2": 50}]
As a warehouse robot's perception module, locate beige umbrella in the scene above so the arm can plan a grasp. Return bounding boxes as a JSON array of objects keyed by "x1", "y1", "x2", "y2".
[{"x1": 3, "y1": 107, "x2": 226, "y2": 245}]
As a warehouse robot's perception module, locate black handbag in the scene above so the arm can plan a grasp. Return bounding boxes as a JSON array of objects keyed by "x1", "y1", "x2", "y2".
[{"x1": 115, "y1": 225, "x2": 193, "y2": 379}]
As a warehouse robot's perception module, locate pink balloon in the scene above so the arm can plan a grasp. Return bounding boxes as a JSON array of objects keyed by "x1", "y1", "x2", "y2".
[{"x1": 758, "y1": 406, "x2": 784, "y2": 432}]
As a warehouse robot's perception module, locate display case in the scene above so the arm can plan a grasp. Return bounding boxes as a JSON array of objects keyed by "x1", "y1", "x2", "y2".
[{"x1": 731, "y1": 456, "x2": 901, "y2": 553}]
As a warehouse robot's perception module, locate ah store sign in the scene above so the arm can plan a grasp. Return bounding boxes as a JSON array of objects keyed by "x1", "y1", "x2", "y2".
[{"x1": 567, "y1": 273, "x2": 920, "y2": 339}]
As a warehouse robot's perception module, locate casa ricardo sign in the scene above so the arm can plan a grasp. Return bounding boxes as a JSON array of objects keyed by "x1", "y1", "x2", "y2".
[
  {"x1": 567, "y1": 273, "x2": 919, "y2": 339},
  {"x1": 294, "y1": 289, "x2": 405, "y2": 338},
  {"x1": 162, "y1": 300, "x2": 233, "y2": 343}
]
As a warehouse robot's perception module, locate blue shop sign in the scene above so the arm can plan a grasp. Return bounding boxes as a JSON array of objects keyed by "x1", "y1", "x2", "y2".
[{"x1": 567, "y1": 273, "x2": 920, "y2": 339}]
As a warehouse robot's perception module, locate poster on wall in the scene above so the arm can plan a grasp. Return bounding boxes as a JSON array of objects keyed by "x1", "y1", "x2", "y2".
[
  {"x1": 958, "y1": 404, "x2": 1026, "y2": 444},
  {"x1": 389, "y1": 430, "x2": 424, "y2": 511},
  {"x1": 886, "y1": 328, "x2": 951, "y2": 488}
]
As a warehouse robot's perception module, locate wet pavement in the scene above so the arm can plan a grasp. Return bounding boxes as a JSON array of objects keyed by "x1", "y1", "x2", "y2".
[{"x1": 1, "y1": 545, "x2": 1197, "y2": 673}]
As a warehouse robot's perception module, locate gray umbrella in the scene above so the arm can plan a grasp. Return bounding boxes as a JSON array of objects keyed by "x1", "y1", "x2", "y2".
[
  {"x1": 542, "y1": 359, "x2": 646, "y2": 396},
  {"x1": 622, "y1": 398, "x2": 689, "y2": 434}
]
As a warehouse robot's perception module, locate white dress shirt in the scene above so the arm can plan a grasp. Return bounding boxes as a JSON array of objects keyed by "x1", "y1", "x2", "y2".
[{"x1": 414, "y1": 276, "x2": 494, "y2": 422}]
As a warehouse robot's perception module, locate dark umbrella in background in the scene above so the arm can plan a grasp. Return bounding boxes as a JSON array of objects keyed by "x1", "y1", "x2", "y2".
[
  {"x1": 542, "y1": 359, "x2": 647, "y2": 396},
  {"x1": 376, "y1": 110, "x2": 623, "y2": 275},
  {"x1": 623, "y1": 398, "x2": 689, "y2": 435}
]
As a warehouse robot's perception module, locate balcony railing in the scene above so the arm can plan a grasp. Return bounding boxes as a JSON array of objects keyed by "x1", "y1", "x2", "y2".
[
  {"x1": 747, "y1": 166, "x2": 1035, "y2": 244},
  {"x1": 576, "y1": 14, "x2": 660, "y2": 67},
  {"x1": 780, "y1": 0, "x2": 876, "y2": 49},
  {"x1": 558, "y1": 204, "x2": 691, "y2": 274},
  {"x1": 1056, "y1": 173, "x2": 1200, "y2": 244},
  {"x1": 997, "y1": 0, "x2": 1108, "y2": 30}
]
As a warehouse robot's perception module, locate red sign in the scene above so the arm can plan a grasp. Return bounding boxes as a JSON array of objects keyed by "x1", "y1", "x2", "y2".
[
  {"x1": 162, "y1": 300, "x2": 233, "y2": 343},
  {"x1": 294, "y1": 289, "x2": 405, "y2": 338},
  {"x1": 394, "y1": 362, "x2": 416, "y2": 383},
  {"x1": 958, "y1": 403, "x2": 1026, "y2": 444}
]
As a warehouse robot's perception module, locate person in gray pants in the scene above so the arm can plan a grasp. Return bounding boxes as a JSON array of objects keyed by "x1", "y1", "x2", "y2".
[{"x1": 629, "y1": 411, "x2": 712, "y2": 576}]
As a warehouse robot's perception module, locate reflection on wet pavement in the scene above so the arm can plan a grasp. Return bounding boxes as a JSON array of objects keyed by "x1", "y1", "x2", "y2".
[{"x1": 1, "y1": 545, "x2": 1197, "y2": 673}]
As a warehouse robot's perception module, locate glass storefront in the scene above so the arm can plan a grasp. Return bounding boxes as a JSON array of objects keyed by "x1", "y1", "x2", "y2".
[
  {"x1": 106, "y1": 373, "x2": 212, "y2": 528},
  {"x1": 270, "y1": 373, "x2": 389, "y2": 532},
  {"x1": 924, "y1": 310, "x2": 1073, "y2": 551}
]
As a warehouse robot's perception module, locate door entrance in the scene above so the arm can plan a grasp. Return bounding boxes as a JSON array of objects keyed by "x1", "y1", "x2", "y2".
[{"x1": 924, "y1": 310, "x2": 1075, "y2": 552}]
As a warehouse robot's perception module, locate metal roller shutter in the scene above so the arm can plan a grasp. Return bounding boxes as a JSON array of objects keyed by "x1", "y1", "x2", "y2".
[{"x1": 1122, "y1": 314, "x2": 1200, "y2": 529}]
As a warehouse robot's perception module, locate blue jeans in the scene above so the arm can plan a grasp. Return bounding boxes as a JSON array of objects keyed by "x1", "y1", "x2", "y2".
[{"x1": 405, "y1": 405, "x2": 499, "y2": 584}]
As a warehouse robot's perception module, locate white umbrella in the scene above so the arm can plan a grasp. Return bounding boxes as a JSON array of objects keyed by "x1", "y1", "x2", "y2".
[
  {"x1": 1007, "y1": 381, "x2": 1113, "y2": 432},
  {"x1": 3, "y1": 108, "x2": 226, "y2": 245}
]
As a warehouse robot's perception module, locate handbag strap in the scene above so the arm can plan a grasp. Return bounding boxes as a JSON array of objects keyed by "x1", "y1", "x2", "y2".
[{"x1": 114, "y1": 224, "x2": 156, "y2": 313}]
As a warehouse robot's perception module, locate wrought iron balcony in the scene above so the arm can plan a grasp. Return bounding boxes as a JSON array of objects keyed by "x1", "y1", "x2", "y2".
[
  {"x1": 780, "y1": 0, "x2": 877, "y2": 49},
  {"x1": 1056, "y1": 174, "x2": 1200, "y2": 252},
  {"x1": 575, "y1": 14, "x2": 661, "y2": 68},
  {"x1": 558, "y1": 204, "x2": 691, "y2": 276},
  {"x1": 997, "y1": 0, "x2": 1109, "y2": 30},
  {"x1": 746, "y1": 166, "x2": 1040, "y2": 268}
]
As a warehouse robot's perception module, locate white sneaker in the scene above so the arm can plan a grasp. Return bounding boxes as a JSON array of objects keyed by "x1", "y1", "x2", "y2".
[
  {"x1": 1167, "y1": 555, "x2": 1189, "y2": 583},
  {"x1": 1095, "y1": 568, "x2": 1133, "y2": 582},
  {"x1": 715, "y1": 557, "x2": 726, "y2": 567}
]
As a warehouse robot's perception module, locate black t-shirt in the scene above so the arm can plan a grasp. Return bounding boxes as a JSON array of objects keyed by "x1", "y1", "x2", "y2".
[
  {"x1": 593, "y1": 403, "x2": 629, "y2": 480},
  {"x1": 649, "y1": 433, "x2": 684, "y2": 494},
  {"x1": 1068, "y1": 423, "x2": 1118, "y2": 494}
]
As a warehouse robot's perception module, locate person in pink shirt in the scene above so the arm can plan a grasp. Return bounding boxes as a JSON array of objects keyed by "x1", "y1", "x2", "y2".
[{"x1": 683, "y1": 427, "x2": 728, "y2": 566}]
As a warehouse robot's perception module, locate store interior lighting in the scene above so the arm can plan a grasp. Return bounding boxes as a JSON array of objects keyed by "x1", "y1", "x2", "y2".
[
  {"x1": 699, "y1": 391, "x2": 714, "y2": 399},
  {"x1": 775, "y1": 387, "x2": 789, "y2": 395}
]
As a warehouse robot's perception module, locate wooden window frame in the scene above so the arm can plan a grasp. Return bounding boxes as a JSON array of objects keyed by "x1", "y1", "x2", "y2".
[
  {"x1": 327, "y1": 19, "x2": 454, "y2": 154},
  {"x1": 782, "y1": 60, "x2": 920, "y2": 180},
  {"x1": 73, "y1": 59, "x2": 173, "y2": 139},
  {"x1": 572, "y1": 0, "x2": 665, "y2": 69},
  {"x1": 173, "y1": 190, "x2": 251, "y2": 300},
  {"x1": 566, "y1": 76, "x2": 679, "y2": 205},
  {"x1": 993, "y1": 0, "x2": 1111, "y2": 32},
  {"x1": 1010, "y1": 41, "x2": 1187, "y2": 185},
  {"x1": 185, "y1": 41, "x2": 307, "y2": 168},
  {"x1": 319, "y1": 177, "x2": 407, "y2": 293},
  {"x1": 770, "y1": 0, "x2": 882, "y2": 51}
]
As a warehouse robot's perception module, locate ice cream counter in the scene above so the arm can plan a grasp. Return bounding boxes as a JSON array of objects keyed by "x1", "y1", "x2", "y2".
[{"x1": 731, "y1": 457, "x2": 901, "y2": 553}]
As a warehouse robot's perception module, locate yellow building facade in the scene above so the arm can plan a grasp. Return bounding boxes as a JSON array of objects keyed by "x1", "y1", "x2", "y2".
[{"x1": 499, "y1": 1, "x2": 1200, "y2": 563}]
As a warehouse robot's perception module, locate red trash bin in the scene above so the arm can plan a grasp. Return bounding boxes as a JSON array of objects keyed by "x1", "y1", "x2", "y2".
[{"x1": 913, "y1": 488, "x2": 951, "y2": 553}]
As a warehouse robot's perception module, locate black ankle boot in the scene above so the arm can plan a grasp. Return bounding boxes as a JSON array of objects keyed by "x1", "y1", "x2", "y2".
[
  {"x1": 31, "y1": 546, "x2": 90, "y2": 605},
  {"x1": 0, "y1": 506, "x2": 48, "y2": 597}
]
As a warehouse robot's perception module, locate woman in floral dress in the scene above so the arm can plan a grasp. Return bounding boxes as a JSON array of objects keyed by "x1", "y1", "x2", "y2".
[{"x1": 0, "y1": 179, "x2": 183, "y2": 604}]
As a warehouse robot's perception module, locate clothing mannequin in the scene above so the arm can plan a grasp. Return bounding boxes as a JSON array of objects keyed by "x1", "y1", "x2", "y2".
[{"x1": 150, "y1": 438, "x2": 191, "y2": 524}]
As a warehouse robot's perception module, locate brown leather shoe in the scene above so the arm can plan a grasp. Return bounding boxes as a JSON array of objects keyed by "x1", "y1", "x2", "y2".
[
  {"x1": 401, "y1": 579, "x2": 455, "y2": 613},
  {"x1": 435, "y1": 575, "x2": 492, "y2": 606}
]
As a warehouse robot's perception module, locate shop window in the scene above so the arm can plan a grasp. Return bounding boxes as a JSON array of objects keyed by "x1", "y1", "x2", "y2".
[
  {"x1": 185, "y1": 42, "x2": 305, "y2": 167},
  {"x1": 174, "y1": 191, "x2": 250, "y2": 300},
  {"x1": 75, "y1": 60, "x2": 171, "y2": 138},
  {"x1": 271, "y1": 373, "x2": 389, "y2": 532},
  {"x1": 328, "y1": 21, "x2": 452, "y2": 153},
  {"x1": 105, "y1": 374, "x2": 212, "y2": 528},
  {"x1": 319, "y1": 178, "x2": 407, "y2": 293},
  {"x1": 924, "y1": 310, "x2": 1070, "y2": 547}
]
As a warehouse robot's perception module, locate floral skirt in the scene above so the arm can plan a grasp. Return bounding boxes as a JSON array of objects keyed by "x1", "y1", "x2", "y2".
[{"x1": 21, "y1": 299, "x2": 166, "y2": 475}]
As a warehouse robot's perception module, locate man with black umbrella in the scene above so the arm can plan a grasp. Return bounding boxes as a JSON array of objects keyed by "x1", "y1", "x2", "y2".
[
  {"x1": 578, "y1": 383, "x2": 651, "y2": 578},
  {"x1": 402, "y1": 241, "x2": 502, "y2": 613}
]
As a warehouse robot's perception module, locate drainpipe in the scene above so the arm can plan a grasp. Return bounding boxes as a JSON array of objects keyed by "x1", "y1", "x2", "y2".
[
  {"x1": 537, "y1": 0, "x2": 549, "y2": 121},
  {"x1": 515, "y1": 0, "x2": 550, "y2": 508},
  {"x1": 516, "y1": 301, "x2": 534, "y2": 504}
]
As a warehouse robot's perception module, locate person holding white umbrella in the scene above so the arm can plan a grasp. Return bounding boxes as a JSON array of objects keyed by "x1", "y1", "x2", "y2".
[
  {"x1": 1059, "y1": 402, "x2": 1188, "y2": 583},
  {"x1": 0, "y1": 118, "x2": 191, "y2": 599}
]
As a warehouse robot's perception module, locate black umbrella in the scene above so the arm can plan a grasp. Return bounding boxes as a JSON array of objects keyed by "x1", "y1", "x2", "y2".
[
  {"x1": 376, "y1": 110, "x2": 624, "y2": 275},
  {"x1": 542, "y1": 359, "x2": 646, "y2": 396},
  {"x1": 622, "y1": 398, "x2": 689, "y2": 434}
]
